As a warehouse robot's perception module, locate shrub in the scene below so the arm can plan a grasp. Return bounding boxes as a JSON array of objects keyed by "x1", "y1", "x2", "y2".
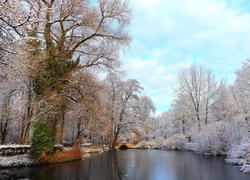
[
  {"x1": 226, "y1": 143, "x2": 250, "y2": 165},
  {"x1": 192, "y1": 122, "x2": 228, "y2": 155},
  {"x1": 133, "y1": 139, "x2": 163, "y2": 149},
  {"x1": 163, "y1": 134, "x2": 187, "y2": 150}
]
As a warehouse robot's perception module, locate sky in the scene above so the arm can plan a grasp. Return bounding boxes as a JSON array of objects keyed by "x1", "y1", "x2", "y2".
[{"x1": 121, "y1": 0, "x2": 250, "y2": 115}]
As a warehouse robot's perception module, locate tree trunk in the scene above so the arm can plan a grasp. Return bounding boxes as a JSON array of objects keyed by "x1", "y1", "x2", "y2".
[
  {"x1": 109, "y1": 121, "x2": 114, "y2": 149},
  {"x1": 1, "y1": 95, "x2": 11, "y2": 144},
  {"x1": 59, "y1": 105, "x2": 65, "y2": 144},
  {"x1": 182, "y1": 117, "x2": 185, "y2": 135},
  {"x1": 23, "y1": 122, "x2": 31, "y2": 144},
  {"x1": 109, "y1": 103, "x2": 115, "y2": 149},
  {"x1": 196, "y1": 110, "x2": 201, "y2": 131},
  {"x1": 76, "y1": 121, "x2": 81, "y2": 145},
  {"x1": 1, "y1": 122, "x2": 8, "y2": 144},
  {"x1": 21, "y1": 79, "x2": 33, "y2": 144},
  {"x1": 111, "y1": 130, "x2": 119, "y2": 149}
]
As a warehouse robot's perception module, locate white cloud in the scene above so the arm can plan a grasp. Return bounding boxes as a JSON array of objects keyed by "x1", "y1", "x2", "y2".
[
  {"x1": 155, "y1": 67, "x2": 165, "y2": 74},
  {"x1": 131, "y1": 59, "x2": 156, "y2": 70}
]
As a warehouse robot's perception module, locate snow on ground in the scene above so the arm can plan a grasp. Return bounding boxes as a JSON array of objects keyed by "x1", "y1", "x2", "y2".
[
  {"x1": 0, "y1": 145, "x2": 30, "y2": 150},
  {"x1": 132, "y1": 139, "x2": 164, "y2": 149},
  {"x1": 0, "y1": 144, "x2": 107, "y2": 168},
  {"x1": 133, "y1": 134, "x2": 190, "y2": 150},
  {"x1": 226, "y1": 143, "x2": 250, "y2": 173},
  {"x1": 0, "y1": 145, "x2": 37, "y2": 168},
  {"x1": 241, "y1": 164, "x2": 250, "y2": 173},
  {"x1": 0, "y1": 154, "x2": 38, "y2": 168}
]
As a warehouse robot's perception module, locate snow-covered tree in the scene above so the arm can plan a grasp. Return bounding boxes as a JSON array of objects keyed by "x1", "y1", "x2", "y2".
[
  {"x1": 176, "y1": 65, "x2": 217, "y2": 130},
  {"x1": 231, "y1": 59, "x2": 250, "y2": 126},
  {"x1": 103, "y1": 73, "x2": 143, "y2": 149},
  {"x1": 100, "y1": 73, "x2": 157, "y2": 149}
]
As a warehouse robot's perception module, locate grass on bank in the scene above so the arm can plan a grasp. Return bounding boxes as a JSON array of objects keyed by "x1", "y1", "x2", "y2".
[{"x1": 40, "y1": 147, "x2": 82, "y2": 164}]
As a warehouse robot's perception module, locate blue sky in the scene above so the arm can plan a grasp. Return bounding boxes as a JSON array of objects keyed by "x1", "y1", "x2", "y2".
[{"x1": 121, "y1": 0, "x2": 250, "y2": 115}]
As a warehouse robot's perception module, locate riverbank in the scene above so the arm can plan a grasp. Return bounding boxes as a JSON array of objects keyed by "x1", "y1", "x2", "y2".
[
  {"x1": 0, "y1": 145, "x2": 81, "y2": 168},
  {"x1": 2, "y1": 141, "x2": 249, "y2": 174},
  {"x1": 0, "y1": 144, "x2": 109, "y2": 168},
  {"x1": 225, "y1": 144, "x2": 250, "y2": 173},
  {"x1": 0, "y1": 151, "x2": 82, "y2": 168},
  {"x1": 131, "y1": 136, "x2": 250, "y2": 174}
]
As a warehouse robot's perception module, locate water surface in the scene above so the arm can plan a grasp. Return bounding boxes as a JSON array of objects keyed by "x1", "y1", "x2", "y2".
[{"x1": 0, "y1": 150, "x2": 249, "y2": 180}]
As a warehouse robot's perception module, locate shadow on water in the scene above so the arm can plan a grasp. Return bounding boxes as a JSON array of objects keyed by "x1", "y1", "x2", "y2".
[{"x1": 1, "y1": 150, "x2": 250, "y2": 180}]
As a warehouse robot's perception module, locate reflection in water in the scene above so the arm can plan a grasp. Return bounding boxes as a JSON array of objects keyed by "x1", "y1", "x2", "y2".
[{"x1": 0, "y1": 150, "x2": 250, "y2": 180}]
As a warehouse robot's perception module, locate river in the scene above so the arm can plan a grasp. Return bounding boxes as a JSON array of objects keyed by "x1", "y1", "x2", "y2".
[{"x1": 0, "y1": 150, "x2": 249, "y2": 180}]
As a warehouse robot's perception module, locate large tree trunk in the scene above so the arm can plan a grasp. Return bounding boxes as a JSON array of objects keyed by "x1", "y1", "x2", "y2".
[
  {"x1": 23, "y1": 122, "x2": 31, "y2": 144},
  {"x1": 1, "y1": 122, "x2": 8, "y2": 144},
  {"x1": 21, "y1": 79, "x2": 33, "y2": 144},
  {"x1": 109, "y1": 121, "x2": 114, "y2": 149},
  {"x1": 1, "y1": 95, "x2": 11, "y2": 144},
  {"x1": 58, "y1": 105, "x2": 66, "y2": 144},
  {"x1": 21, "y1": 102, "x2": 33, "y2": 144},
  {"x1": 76, "y1": 121, "x2": 81, "y2": 145},
  {"x1": 112, "y1": 131, "x2": 119, "y2": 149}
]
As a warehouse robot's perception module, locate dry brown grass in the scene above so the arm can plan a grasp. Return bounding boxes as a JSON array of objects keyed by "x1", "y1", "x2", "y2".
[{"x1": 41, "y1": 147, "x2": 82, "y2": 163}]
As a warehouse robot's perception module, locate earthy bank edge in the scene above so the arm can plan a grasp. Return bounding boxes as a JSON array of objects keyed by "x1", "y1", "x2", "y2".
[
  {"x1": 0, "y1": 148, "x2": 81, "y2": 168},
  {"x1": 0, "y1": 144, "x2": 108, "y2": 168},
  {"x1": 1, "y1": 142, "x2": 250, "y2": 174}
]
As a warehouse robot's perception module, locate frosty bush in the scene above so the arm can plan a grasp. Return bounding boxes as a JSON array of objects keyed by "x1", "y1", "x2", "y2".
[
  {"x1": 226, "y1": 143, "x2": 250, "y2": 173},
  {"x1": 191, "y1": 119, "x2": 250, "y2": 156},
  {"x1": 226, "y1": 143, "x2": 250, "y2": 165},
  {"x1": 163, "y1": 134, "x2": 187, "y2": 150},
  {"x1": 226, "y1": 119, "x2": 250, "y2": 148},
  {"x1": 133, "y1": 139, "x2": 163, "y2": 149},
  {"x1": 193, "y1": 122, "x2": 228, "y2": 155}
]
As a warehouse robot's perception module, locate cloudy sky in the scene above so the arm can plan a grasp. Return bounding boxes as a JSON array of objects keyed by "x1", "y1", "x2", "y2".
[{"x1": 121, "y1": 0, "x2": 250, "y2": 115}]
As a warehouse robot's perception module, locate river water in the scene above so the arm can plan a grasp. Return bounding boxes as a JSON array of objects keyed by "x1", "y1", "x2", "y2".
[{"x1": 0, "y1": 150, "x2": 249, "y2": 180}]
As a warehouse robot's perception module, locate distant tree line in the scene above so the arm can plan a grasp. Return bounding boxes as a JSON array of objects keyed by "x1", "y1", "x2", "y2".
[{"x1": 149, "y1": 62, "x2": 250, "y2": 155}]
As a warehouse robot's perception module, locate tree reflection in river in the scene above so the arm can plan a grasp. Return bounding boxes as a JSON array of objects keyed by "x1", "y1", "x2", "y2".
[{"x1": 0, "y1": 150, "x2": 250, "y2": 180}]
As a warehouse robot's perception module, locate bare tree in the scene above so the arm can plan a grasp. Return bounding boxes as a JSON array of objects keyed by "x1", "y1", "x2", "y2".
[
  {"x1": 156, "y1": 111, "x2": 175, "y2": 139},
  {"x1": 134, "y1": 96, "x2": 155, "y2": 141},
  {"x1": 26, "y1": 0, "x2": 131, "y2": 92},
  {"x1": 0, "y1": 0, "x2": 30, "y2": 65},
  {"x1": 177, "y1": 65, "x2": 217, "y2": 130},
  {"x1": 65, "y1": 70, "x2": 102, "y2": 144},
  {"x1": 0, "y1": 63, "x2": 25, "y2": 144},
  {"x1": 103, "y1": 73, "x2": 144, "y2": 149},
  {"x1": 230, "y1": 59, "x2": 250, "y2": 125},
  {"x1": 171, "y1": 93, "x2": 195, "y2": 135},
  {"x1": 211, "y1": 79, "x2": 231, "y2": 122}
]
